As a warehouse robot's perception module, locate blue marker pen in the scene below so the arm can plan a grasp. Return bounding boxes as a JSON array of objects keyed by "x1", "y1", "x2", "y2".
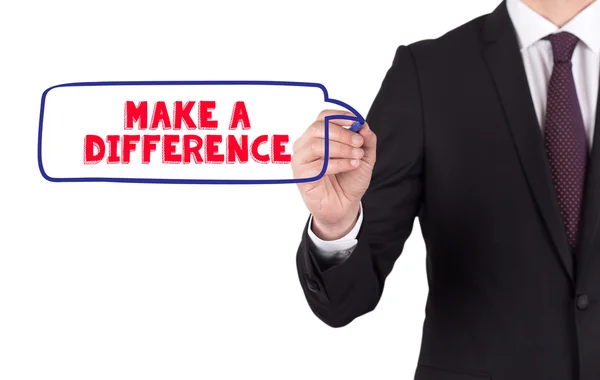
[{"x1": 350, "y1": 121, "x2": 365, "y2": 132}]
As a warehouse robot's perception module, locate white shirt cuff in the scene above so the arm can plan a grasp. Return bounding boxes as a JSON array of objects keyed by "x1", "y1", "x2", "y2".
[{"x1": 307, "y1": 203, "x2": 363, "y2": 258}]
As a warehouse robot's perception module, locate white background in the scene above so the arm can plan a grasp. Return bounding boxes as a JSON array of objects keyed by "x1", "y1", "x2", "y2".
[{"x1": 1, "y1": 1, "x2": 500, "y2": 379}]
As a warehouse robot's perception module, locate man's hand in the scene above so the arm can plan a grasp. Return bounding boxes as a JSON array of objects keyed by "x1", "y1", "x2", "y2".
[{"x1": 292, "y1": 110, "x2": 377, "y2": 240}]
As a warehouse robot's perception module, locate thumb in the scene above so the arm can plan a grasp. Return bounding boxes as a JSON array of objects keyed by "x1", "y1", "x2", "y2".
[{"x1": 358, "y1": 122, "x2": 376, "y2": 165}]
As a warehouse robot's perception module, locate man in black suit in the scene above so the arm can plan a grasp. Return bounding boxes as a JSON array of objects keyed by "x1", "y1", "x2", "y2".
[{"x1": 291, "y1": 0, "x2": 600, "y2": 379}]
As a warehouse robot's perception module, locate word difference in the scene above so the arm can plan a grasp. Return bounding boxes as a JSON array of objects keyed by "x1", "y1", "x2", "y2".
[{"x1": 83, "y1": 100, "x2": 291, "y2": 164}]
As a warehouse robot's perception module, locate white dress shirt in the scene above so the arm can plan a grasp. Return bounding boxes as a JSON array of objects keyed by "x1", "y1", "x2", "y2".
[{"x1": 308, "y1": 0, "x2": 600, "y2": 259}]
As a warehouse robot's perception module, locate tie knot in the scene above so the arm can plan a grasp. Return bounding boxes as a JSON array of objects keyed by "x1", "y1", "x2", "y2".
[{"x1": 545, "y1": 32, "x2": 579, "y2": 63}]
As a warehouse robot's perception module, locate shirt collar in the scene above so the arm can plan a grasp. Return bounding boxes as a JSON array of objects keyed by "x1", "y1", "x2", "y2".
[{"x1": 506, "y1": 0, "x2": 600, "y2": 54}]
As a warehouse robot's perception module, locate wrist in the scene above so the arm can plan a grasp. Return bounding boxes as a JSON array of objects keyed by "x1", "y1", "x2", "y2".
[{"x1": 312, "y1": 204, "x2": 360, "y2": 241}]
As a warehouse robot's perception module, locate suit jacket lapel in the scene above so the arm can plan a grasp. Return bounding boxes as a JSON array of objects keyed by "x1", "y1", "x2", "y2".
[
  {"x1": 575, "y1": 74, "x2": 600, "y2": 281},
  {"x1": 481, "y1": 1, "x2": 574, "y2": 282}
]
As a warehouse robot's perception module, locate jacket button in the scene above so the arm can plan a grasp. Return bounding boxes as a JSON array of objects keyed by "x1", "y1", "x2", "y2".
[
  {"x1": 307, "y1": 279, "x2": 320, "y2": 292},
  {"x1": 577, "y1": 294, "x2": 589, "y2": 310}
]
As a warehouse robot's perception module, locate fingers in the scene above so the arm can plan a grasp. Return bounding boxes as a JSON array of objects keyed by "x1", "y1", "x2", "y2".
[
  {"x1": 294, "y1": 158, "x2": 360, "y2": 179},
  {"x1": 293, "y1": 140, "x2": 364, "y2": 164},
  {"x1": 293, "y1": 120, "x2": 364, "y2": 152},
  {"x1": 293, "y1": 120, "x2": 376, "y2": 166},
  {"x1": 317, "y1": 109, "x2": 357, "y2": 124},
  {"x1": 358, "y1": 122, "x2": 376, "y2": 148},
  {"x1": 291, "y1": 111, "x2": 377, "y2": 180},
  {"x1": 324, "y1": 158, "x2": 361, "y2": 175}
]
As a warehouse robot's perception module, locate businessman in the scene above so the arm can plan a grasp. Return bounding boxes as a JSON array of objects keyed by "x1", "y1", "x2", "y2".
[{"x1": 292, "y1": 0, "x2": 600, "y2": 379}]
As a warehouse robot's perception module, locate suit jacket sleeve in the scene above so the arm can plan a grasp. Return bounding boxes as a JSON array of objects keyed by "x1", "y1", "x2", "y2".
[{"x1": 296, "y1": 45, "x2": 424, "y2": 327}]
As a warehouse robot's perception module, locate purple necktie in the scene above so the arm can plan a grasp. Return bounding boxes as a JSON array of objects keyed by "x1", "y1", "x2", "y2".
[{"x1": 544, "y1": 31, "x2": 588, "y2": 251}]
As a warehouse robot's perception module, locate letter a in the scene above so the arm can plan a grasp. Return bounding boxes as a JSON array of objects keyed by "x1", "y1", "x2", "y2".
[{"x1": 228, "y1": 101, "x2": 251, "y2": 130}]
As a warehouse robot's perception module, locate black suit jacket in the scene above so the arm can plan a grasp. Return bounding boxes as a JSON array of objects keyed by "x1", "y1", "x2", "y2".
[{"x1": 296, "y1": 2, "x2": 600, "y2": 379}]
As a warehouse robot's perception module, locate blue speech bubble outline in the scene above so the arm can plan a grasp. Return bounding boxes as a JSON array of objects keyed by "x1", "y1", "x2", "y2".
[{"x1": 37, "y1": 80, "x2": 365, "y2": 185}]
